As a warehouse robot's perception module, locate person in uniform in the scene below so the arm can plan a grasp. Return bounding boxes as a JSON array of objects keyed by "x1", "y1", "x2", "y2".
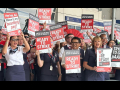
[
  {"x1": 100, "y1": 34, "x2": 110, "y2": 80},
  {"x1": 35, "y1": 36, "x2": 62, "y2": 81},
  {"x1": 83, "y1": 36, "x2": 105, "y2": 81},
  {"x1": 59, "y1": 33, "x2": 74, "y2": 81},
  {"x1": 2, "y1": 32, "x2": 30, "y2": 81},
  {"x1": 61, "y1": 37, "x2": 84, "y2": 81},
  {"x1": 0, "y1": 30, "x2": 6, "y2": 81}
]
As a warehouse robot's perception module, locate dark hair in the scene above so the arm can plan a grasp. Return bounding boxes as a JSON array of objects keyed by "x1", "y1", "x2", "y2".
[
  {"x1": 24, "y1": 32, "x2": 29, "y2": 36},
  {"x1": 107, "y1": 40, "x2": 115, "y2": 46},
  {"x1": 71, "y1": 37, "x2": 81, "y2": 43},
  {"x1": 10, "y1": 36, "x2": 14, "y2": 41},
  {"x1": 100, "y1": 34, "x2": 106, "y2": 39},
  {"x1": 109, "y1": 34, "x2": 115, "y2": 40},
  {"x1": 66, "y1": 33, "x2": 74, "y2": 38}
]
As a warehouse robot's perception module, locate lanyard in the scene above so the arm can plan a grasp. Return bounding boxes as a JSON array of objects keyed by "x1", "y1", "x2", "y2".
[{"x1": 47, "y1": 53, "x2": 56, "y2": 65}]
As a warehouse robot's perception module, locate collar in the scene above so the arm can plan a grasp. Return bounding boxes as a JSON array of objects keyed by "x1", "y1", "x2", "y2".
[{"x1": 67, "y1": 44, "x2": 71, "y2": 47}]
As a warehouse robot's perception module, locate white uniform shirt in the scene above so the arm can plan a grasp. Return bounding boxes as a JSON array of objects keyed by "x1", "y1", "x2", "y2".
[
  {"x1": 5, "y1": 46, "x2": 25, "y2": 66},
  {"x1": 59, "y1": 44, "x2": 71, "y2": 58}
]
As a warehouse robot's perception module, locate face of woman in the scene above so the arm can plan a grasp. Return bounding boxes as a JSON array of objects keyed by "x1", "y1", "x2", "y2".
[
  {"x1": 109, "y1": 41, "x2": 115, "y2": 48},
  {"x1": 94, "y1": 39, "x2": 101, "y2": 48},
  {"x1": 10, "y1": 36, "x2": 18, "y2": 48}
]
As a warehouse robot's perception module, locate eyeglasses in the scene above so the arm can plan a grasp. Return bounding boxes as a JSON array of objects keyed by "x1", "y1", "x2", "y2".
[
  {"x1": 68, "y1": 37, "x2": 74, "y2": 39},
  {"x1": 71, "y1": 42, "x2": 79, "y2": 44},
  {"x1": 101, "y1": 37, "x2": 107, "y2": 39},
  {"x1": 12, "y1": 39, "x2": 19, "y2": 41},
  {"x1": 24, "y1": 36, "x2": 29, "y2": 38},
  {"x1": 109, "y1": 42, "x2": 115, "y2": 44}
]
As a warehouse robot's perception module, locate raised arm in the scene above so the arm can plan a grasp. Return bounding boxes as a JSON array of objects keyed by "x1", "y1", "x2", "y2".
[
  {"x1": 86, "y1": 30, "x2": 93, "y2": 41},
  {"x1": 21, "y1": 32, "x2": 30, "y2": 53},
  {"x1": 2, "y1": 33, "x2": 10, "y2": 55},
  {"x1": 36, "y1": 50, "x2": 44, "y2": 67}
]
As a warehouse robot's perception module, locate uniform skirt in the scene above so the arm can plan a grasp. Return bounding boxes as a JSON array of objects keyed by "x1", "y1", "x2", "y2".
[
  {"x1": 6, "y1": 65, "x2": 25, "y2": 81},
  {"x1": 40, "y1": 74, "x2": 58, "y2": 81}
]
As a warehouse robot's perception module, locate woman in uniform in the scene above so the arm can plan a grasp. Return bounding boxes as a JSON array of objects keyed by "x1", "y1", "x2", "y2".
[
  {"x1": 35, "y1": 36, "x2": 62, "y2": 81},
  {"x1": 83, "y1": 36, "x2": 106, "y2": 81},
  {"x1": 2, "y1": 32, "x2": 30, "y2": 81}
]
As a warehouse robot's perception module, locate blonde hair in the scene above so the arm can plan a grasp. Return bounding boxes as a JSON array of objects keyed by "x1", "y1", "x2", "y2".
[
  {"x1": 92, "y1": 36, "x2": 102, "y2": 48},
  {"x1": 79, "y1": 38, "x2": 87, "y2": 50}
]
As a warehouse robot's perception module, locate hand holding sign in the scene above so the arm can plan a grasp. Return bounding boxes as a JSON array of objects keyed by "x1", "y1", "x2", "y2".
[
  {"x1": 7, "y1": 33, "x2": 10, "y2": 41},
  {"x1": 92, "y1": 66, "x2": 97, "y2": 71},
  {"x1": 43, "y1": 21, "x2": 46, "y2": 29},
  {"x1": 35, "y1": 50, "x2": 40, "y2": 56}
]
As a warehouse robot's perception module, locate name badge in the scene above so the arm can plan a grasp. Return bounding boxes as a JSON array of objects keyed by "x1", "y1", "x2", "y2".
[{"x1": 50, "y1": 65, "x2": 53, "y2": 71}]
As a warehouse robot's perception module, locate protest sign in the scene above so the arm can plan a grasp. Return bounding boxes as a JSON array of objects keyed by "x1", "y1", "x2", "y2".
[
  {"x1": 39, "y1": 23, "x2": 51, "y2": 31},
  {"x1": 49, "y1": 24, "x2": 65, "y2": 44},
  {"x1": 104, "y1": 21, "x2": 112, "y2": 35},
  {"x1": 4, "y1": 13, "x2": 21, "y2": 36},
  {"x1": 92, "y1": 27, "x2": 101, "y2": 36},
  {"x1": 97, "y1": 48, "x2": 111, "y2": 72},
  {"x1": 65, "y1": 50, "x2": 80, "y2": 74},
  {"x1": 35, "y1": 31, "x2": 52, "y2": 53},
  {"x1": 57, "y1": 21, "x2": 68, "y2": 36},
  {"x1": 38, "y1": 8, "x2": 52, "y2": 23},
  {"x1": 27, "y1": 53, "x2": 34, "y2": 65},
  {"x1": 111, "y1": 45, "x2": 120, "y2": 67},
  {"x1": 96, "y1": 31, "x2": 110, "y2": 41},
  {"x1": 28, "y1": 13, "x2": 39, "y2": 36},
  {"x1": 81, "y1": 14, "x2": 94, "y2": 43},
  {"x1": 114, "y1": 24, "x2": 120, "y2": 42}
]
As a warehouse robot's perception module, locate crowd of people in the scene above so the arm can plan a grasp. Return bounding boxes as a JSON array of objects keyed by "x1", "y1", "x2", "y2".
[{"x1": 0, "y1": 22, "x2": 120, "y2": 81}]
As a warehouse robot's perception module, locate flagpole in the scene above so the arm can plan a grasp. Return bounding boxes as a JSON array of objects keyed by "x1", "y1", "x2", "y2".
[{"x1": 111, "y1": 8, "x2": 116, "y2": 40}]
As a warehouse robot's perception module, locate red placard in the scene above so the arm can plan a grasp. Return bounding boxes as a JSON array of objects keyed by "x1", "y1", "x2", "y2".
[
  {"x1": 65, "y1": 55, "x2": 80, "y2": 73},
  {"x1": 81, "y1": 19, "x2": 93, "y2": 30},
  {"x1": 36, "y1": 36, "x2": 51, "y2": 50},
  {"x1": 28, "y1": 14, "x2": 39, "y2": 36},
  {"x1": 38, "y1": 8, "x2": 51, "y2": 23},
  {"x1": 27, "y1": 53, "x2": 34, "y2": 65},
  {"x1": 4, "y1": 13, "x2": 21, "y2": 36},
  {"x1": 35, "y1": 31, "x2": 52, "y2": 53},
  {"x1": 50, "y1": 28, "x2": 65, "y2": 42},
  {"x1": 81, "y1": 15, "x2": 94, "y2": 43},
  {"x1": 2, "y1": 35, "x2": 7, "y2": 41}
]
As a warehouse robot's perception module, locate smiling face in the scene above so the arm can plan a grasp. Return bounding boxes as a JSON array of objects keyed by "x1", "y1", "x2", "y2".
[
  {"x1": 92, "y1": 36, "x2": 102, "y2": 49},
  {"x1": 101, "y1": 34, "x2": 108, "y2": 45},
  {"x1": 18, "y1": 36, "x2": 23, "y2": 46},
  {"x1": 71, "y1": 39, "x2": 80, "y2": 50},
  {"x1": 109, "y1": 40, "x2": 115, "y2": 48},
  {"x1": 10, "y1": 36, "x2": 18, "y2": 48},
  {"x1": 66, "y1": 35, "x2": 74, "y2": 44}
]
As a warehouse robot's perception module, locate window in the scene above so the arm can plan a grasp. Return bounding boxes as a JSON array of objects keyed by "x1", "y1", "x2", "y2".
[
  {"x1": 68, "y1": 25, "x2": 75, "y2": 29},
  {"x1": 75, "y1": 26, "x2": 81, "y2": 31}
]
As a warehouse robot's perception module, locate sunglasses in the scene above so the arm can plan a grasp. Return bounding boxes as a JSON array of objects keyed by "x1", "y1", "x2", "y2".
[
  {"x1": 12, "y1": 39, "x2": 19, "y2": 41},
  {"x1": 24, "y1": 36, "x2": 29, "y2": 38}
]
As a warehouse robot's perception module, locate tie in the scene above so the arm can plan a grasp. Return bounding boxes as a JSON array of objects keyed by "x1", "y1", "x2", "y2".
[
  {"x1": 9, "y1": 47, "x2": 18, "y2": 54},
  {"x1": 68, "y1": 46, "x2": 72, "y2": 49}
]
